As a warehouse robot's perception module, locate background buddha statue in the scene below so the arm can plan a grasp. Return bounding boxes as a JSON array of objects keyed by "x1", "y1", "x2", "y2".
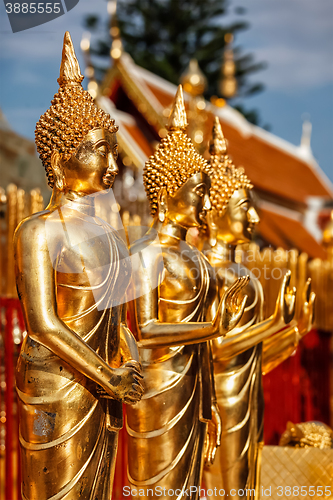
[
  {"x1": 126, "y1": 86, "x2": 249, "y2": 499},
  {"x1": 14, "y1": 32, "x2": 143, "y2": 500},
  {"x1": 202, "y1": 118, "x2": 315, "y2": 499}
]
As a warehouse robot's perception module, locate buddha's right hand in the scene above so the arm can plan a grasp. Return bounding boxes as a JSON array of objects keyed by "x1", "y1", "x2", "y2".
[
  {"x1": 98, "y1": 361, "x2": 144, "y2": 404},
  {"x1": 297, "y1": 278, "x2": 315, "y2": 338},
  {"x1": 216, "y1": 276, "x2": 249, "y2": 335},
  {"x1": 273, "y1": 270, "x2": 296, "y2": 327}
]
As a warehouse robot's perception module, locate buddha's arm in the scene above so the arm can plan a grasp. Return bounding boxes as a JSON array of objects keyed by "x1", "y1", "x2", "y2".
[
  {"x1": 133, "y1": 252, "x2": 248, "y2": 349},
  {"x1": 212, "y1": 271, "x2": 297, "y2": 360},
  {"x1": 14, "y1": 220, "x2": 142, "y2": 402},
  {"x1": 262, "y1": 279, "x2": 315, "y2": 374},
  {"x1": 212, "y1": 316, "x2": 284, "y2": 360},
  {"x1": 262, "y1": 322, "x2": 299, "y2": 374},
  {"x1": 119, "y1": 304, "x2": 141, "y2": 364}
]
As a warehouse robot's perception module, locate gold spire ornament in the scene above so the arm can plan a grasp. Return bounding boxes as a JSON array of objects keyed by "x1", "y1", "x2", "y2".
[
  {"x1": 209, "y1": 115, "x2": 227, "y2": 156},
  {"x1": 35, "y1": 31, "x2": 117, "y2": 187},
  {"x1": 180, "y1": 59, "x2": 207, "y2": 97},
  {"x1": 167, "y1": 84, "x2": 188, "y2": 130},
  {"x1": 323, "y1": 210, "x2": 333, "y2": 263},
  {"x1": 57, "y1": 31, "x2": 84, "y2": 86},
  {"x1": 220, "y1": 33, "x2": 237, "y2": 99},
  {"x1": 143, "y1": 84, "x2": 210, "y2": 214}
]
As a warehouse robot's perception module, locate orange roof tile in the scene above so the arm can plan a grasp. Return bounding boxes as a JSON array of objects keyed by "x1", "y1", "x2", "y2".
[{"x1": 258, "y1": 207, "x2": 326, "y2": 259}]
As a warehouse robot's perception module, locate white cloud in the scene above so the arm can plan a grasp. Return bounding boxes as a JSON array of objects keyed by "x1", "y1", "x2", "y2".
[
  {"x1": 227, "y1": 0, "x2": 333, "y2": 91},
  {"x1": 253, "y1": 44, "x2": 333, "y2": 90}
]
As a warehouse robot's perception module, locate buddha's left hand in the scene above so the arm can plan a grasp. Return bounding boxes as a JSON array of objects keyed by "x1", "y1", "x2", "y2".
[
  {"x1": 219, "y1": 276, "x2": 249, "y2": 334},
  {"x1": 297, "y1": 278, "x2": 315, "y2": 337},
  {"x1": 204, "y1": 403, "x2": 222, "y2": 467},
  {"x1": 273, "y1": 270, "x2": 296, "y2": 326}
]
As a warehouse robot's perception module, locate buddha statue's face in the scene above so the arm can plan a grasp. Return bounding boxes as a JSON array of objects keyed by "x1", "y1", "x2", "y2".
[
  {"x1": 163, "y1": 172, "x2": 211, "y2": 228},
  {"x1": 52, "y1": 128, "x2": 119, "y2": 195},
  {"x1": 209, "y1": 188, "x2": 259, "y2": 245}
]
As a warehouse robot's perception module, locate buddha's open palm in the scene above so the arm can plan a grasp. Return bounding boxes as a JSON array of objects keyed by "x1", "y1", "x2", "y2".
[
  {"x1": 273, "y1": 270, "x2": 296, "y2": 326},
  {"x1": 204, "y1": 403, "x2": 222, "y2": 467},
  {"x1": 297, "y1": 278, "x2": 315, "y2": 337},
  {"x1": 219, "y1": 276, "x2": 250, "y2": 334}
]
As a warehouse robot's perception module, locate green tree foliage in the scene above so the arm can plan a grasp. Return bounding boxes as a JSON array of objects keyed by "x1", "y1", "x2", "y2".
[{"x1": 84, "y1": 0, "x2": 267, "y2": 126}]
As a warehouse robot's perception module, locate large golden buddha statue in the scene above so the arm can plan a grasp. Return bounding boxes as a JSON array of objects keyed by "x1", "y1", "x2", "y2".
[
  {"x1": 14, "y1": 32, "x2": 143, "y2": 500},
  {"x1": 203, "y1": 118, "x2": 315, "y2": 499},
  {"x1": 126, "y1": 87, "x2": 249, "y2": 499}
]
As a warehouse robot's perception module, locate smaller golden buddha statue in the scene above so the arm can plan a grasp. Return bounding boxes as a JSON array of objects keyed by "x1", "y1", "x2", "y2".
[
  {"x1": 14, "y1": 32, "x2": 143, "y2": 500},
  {"x1": 202, "y1": 117, "x2": 315, "y2": 499},
  {"x1": 126, "y1": 86, "x2": 248, "y2": 500}
]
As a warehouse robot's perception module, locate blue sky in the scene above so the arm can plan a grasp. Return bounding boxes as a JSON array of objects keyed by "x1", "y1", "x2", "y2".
[{"x1": 0, "y1": 0, "x2": 332, "y2": 183}]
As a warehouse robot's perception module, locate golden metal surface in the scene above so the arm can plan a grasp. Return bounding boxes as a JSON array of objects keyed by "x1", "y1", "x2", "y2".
[
  {"x1": 14, "y1": 32, "x2": 143, "y2": 500},
  {"x1": 279, "y1": 421, "x2": 333, "y2": 449},
  {"x1": 180, "y1": 59, "x2": 207, "y2": 97},
  {"x1": 202, "y1": 118, "x2": 314, "y2": 499},
  {"x1": 127, "y1": 89, "x2": 248, "y2": 499},
  {"x1": 309, "y1": 212, "x2": 333, "y2": 332},
  {"x1": 260, "y1": 446, "x2": 333, "y2": 500},
  {"x1": 0, "y1": 185, "x2": 44, "y2": 298}
]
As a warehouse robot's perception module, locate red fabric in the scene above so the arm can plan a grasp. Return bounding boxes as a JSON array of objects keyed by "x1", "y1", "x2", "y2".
[
  {"x1": 114, "y1": 408, "x2": 129, "y2": 500},
  {"x1": 263, "y1": 328, "x2": 331, "y2": 444},
  {"x1": 1, "y1": 297, "x2": 22, "y2": 500}
]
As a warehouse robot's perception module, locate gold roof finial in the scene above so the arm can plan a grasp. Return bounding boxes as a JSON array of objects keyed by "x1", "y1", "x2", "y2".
[
  {"x1": 219, "y1": 33, "x2": 237, "y2": 99},
  {"x1": 108, "y1": 0, "x2": 123, "y2": 60},
  {"x1": 209, "y1": 116, "x2": 227, "y2": 156},
  {"x1": 323, "y1": 210, "x2": 333, "y2": 247},
  {"x1": 57, "y1": 31, "x2": 84, "y2": 87},
  {"x1": 180, "y1": 59, "x2": 207, "y2": 97},
  {"x1": 167, "y1": 85, "x2": 188, "y2": 131}
]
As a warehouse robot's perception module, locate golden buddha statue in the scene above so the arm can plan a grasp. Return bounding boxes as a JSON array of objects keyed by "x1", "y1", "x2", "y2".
[
  {"x1": 126, "y1": 86, "x2": 248, "y2": 499},
  {"x1": 14, "y1": 32, "x2": 143, "y2": 500},
  {"x1": 202, "y1": 118, "x2": 315, "y2": 499}
]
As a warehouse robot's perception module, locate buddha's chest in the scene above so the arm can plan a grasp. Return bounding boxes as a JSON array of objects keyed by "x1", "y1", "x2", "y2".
[
  {"x1": 158, "y1": 245, "x2": 215, "y2": 322},
  {"x1": 55, "y1": 221, "x2": 131, "y2": 313}
]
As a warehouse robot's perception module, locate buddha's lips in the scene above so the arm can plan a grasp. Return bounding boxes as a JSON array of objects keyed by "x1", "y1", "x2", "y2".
[
  {"x1": 103, "y1": 172, "x2": 116, "y2": 187},
  {"x1": 199, "y1": 210, "x2": 208, "y2": 223}
]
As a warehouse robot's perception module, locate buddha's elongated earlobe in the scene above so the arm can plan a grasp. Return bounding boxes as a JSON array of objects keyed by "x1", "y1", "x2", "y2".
[
  {"x1": 51, "y1": 151, "x2": 65, "y2": 192},
  {"x1": 157, "y1": 189, "x2": 168, "y2": 223}
]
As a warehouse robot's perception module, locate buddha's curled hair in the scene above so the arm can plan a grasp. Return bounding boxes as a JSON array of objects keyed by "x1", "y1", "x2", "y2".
[{"x1": 35, "y1": 31, "x2": 118, "y2": 187}]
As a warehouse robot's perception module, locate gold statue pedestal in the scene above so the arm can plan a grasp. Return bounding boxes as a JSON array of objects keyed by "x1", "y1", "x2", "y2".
[{"x1": 260, "y1": 446, "x2": 333, "y2": 499}]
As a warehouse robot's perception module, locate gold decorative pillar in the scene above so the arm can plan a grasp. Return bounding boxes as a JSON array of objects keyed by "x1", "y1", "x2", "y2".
[
  {"x1": 308, "y1": 210, "x2": 333, "y2": 427},
  {"x1": 180, "y1": 59, "x2": 208, "y2": 153},
  {"x1": 219, "y1": 33, "x2": 237, "y2": 100}
]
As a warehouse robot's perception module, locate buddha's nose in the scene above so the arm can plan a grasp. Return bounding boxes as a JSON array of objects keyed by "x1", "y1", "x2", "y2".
[
  {"x1": 107, "y1": 152, "x2": 119, "y2": 175},
  {"x1": 203, "y1": 192, "x2": 212, "y2": 212}
]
